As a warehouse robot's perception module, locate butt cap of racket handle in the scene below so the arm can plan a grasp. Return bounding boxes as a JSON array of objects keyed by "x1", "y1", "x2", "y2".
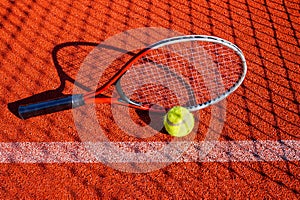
[{"x1": 18, "y1": 94, "x2": 85, "y2": 119}]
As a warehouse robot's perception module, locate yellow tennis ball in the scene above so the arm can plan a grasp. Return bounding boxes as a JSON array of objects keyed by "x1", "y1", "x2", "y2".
[{"x1": 163, "y1": 106, "x2": 195, "y2": 137}]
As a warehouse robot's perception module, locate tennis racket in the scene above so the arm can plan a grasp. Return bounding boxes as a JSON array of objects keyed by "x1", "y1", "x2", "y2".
[{"x1": 18, "y1": 35, "x2": 247, "y2": 119}]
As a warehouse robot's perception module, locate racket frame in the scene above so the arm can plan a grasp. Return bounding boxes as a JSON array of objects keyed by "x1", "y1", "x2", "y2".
[{"x1": 114, "y1": 35, "x2": 247, "y2": 112}]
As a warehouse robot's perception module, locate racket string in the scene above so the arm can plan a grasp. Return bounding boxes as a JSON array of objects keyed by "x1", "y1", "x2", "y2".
[{"x1": 120, "y1": 41, "x2": 243, "y2": 109}]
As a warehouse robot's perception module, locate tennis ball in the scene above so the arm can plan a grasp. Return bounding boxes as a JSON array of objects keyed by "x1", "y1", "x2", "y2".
[{"x1": 163, "y1": 106, "x2": 195, "y2": 137}]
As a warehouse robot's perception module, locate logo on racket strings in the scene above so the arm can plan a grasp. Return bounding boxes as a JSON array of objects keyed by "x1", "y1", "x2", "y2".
[{"x1": 72, "y1": 27, "x2": 226, "y2": 173}]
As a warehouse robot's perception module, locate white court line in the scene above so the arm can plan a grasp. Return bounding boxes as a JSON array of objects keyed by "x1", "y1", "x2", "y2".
[{"x1": 0, "y1": 140, "x2": 298, "y2": 163}]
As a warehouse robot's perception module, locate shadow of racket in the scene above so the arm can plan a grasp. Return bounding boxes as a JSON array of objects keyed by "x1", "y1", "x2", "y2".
[{"x1": 8, "y1": 42, "x2": 127, "y2": 118}]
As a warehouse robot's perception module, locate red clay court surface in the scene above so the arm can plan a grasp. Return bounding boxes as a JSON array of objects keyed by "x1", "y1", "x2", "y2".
[{"x1": 0, "y1": 0, "x2": 299, "y2": 199}]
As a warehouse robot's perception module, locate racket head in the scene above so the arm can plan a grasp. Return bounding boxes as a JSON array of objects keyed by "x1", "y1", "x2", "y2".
[{"x1": 115, "y1": 35, "x2": 247, "y2": 111}]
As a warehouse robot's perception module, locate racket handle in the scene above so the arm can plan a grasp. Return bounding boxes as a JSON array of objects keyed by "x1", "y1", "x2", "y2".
[{"x1": 18, "y1": 94, "x2": 85, "y2": 119}]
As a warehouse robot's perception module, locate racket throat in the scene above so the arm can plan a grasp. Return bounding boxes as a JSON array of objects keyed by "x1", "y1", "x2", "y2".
[{"x1": 117, "y1": 98, "x2": 152, "y2": 111}]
